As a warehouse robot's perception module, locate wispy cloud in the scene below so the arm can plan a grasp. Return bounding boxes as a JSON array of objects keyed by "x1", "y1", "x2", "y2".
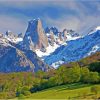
[
  {"x1": 0, "y1": 0, "x2": 100, "y2": 34},
  {"x1": 0, "y1": 15, "x2": 27, "y2": 34},
  {"x1": 45, "y1": 15, "x2": 100, "y2": 34}
]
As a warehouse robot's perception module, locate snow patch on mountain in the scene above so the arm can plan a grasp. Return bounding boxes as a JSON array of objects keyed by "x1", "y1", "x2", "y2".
[
  {"x1": 5, "y1": 35, "x2": 23, "y2": 43},
  {"x1": 5, "y1": 30, "x2": 23, "y2": 43},
  {"x1": 88, "y1": 26, "x2": 100, "y2": 35},
  {"x1": 95, "y1": 26, "x2": 100, "y2": 30},
  {"x1": 87, "y1": 45, "x2": 99, "y2": 56},
  {"x1": 35, "y1": 43, "x2": 60, "y2": 57},
  {"x1": 52, "y1": 60, "x2": 64, "y2": 68}
]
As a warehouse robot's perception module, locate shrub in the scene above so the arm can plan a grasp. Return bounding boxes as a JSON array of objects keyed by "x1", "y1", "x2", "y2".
[
  {"x1": 91, "y1": 86, "x2": 100, "y2": 94},
  {"x1": 89, "y1": 72, "x2": 99, "y2": 83},
  {"x1": 81, "y1": 67, "x2": 90, "y2": 83}
]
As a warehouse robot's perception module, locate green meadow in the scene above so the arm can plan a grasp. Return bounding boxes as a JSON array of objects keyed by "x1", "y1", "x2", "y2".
[{"x1": 18, "y1": 83, "x2": 100, "y2": 99}]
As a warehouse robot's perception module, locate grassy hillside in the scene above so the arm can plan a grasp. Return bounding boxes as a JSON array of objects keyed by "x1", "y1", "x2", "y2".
[
  {"x1": 20, "y1": 83, "x2": 100, "y2": 99},
  {"x1": 0, "y1": 52, "x2": 100, "y2": 99}
]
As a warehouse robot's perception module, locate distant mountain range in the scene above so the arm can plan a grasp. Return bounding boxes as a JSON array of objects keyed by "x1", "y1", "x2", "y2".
[
  {"x1": 0, "y1": 18, "x2": 100, "y2": 72},
  {"x1": 44, "y1": 27, "x2": 100, "y2": 68}
]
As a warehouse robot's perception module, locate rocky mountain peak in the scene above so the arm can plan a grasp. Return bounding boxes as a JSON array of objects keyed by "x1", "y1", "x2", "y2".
[
  {"x1": 23, "y1": 19, "x2": 48, "y2": 50},
  {"x1": 5, "y1": 30, "x2": 23, "y2": 43},
  {"x1": 0, "y1": 33, "x2": 3, "y2": 38},
  {"x1": 45, "y1": 27, "x2": 59, "y2": 35},
  {"x1": 50, "y1": 27, "x2": 59, "y2": 35},
  {"x1": 6, "y1": 30, "x2": 16, "y2": 37},
  {"x1": 45, "y1": 27, "x2": 50, "y2": 33}
]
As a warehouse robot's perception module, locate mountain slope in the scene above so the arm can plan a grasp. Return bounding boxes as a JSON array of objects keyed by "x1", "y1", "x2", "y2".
[
  {"x1": 44, "y1": 28, "x2": 100, "y2": 67},
  {"x1": 61, "y1": 51, "x2": 100, "y2": 68},
  {"x1": 0, "y1": 34, "x2": 48, "y2": 73},
  {"x1": 78, "y1": 52, "x2": 100, "y2": 67},
  {"x1": 0, "y1": 46, "x2": 34, "y2": 72}
]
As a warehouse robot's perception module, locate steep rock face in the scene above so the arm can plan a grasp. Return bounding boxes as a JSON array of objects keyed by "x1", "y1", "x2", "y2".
[
  {"x1": 47, "y1": 30, "x2": 55, "y2": 46},
  {"x1": 23, "y1": 19, "x2": 48, "y2": 51}
]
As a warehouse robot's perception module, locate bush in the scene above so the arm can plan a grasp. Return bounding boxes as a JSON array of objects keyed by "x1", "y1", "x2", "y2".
[
  {"x1": 57, "y1": 66, "x2": 81, "y2": 84},
  {"x1": 17, "y1": 94, "x2": 25, "y2": 99},
  {"x1": 30, "y1": 79, "x2": 49, "y2": 93},
  {"x1": 48, "y1": 77, "x2": 58, "y2": 87},
  {"x1": 81, "y1": 67, "x2": 100, "y2": 83},
  {"x1": 89, "y1": 72, "x2": 99, "y2": 83},
  {"x1": 21, "y1": 86, "x2": 31, "y2": 96},
  {"x1": 91, "y1": 86, "x2": 100, "y2": 94},
  {"x1": 16, "y1": 86, "x2": 31, "y2": 97},
  {"x1": 81, "y1": 67, "x2": 90, "y2": 83}
]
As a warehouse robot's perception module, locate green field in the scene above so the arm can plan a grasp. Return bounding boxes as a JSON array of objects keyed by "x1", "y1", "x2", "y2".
[{"x1": 18, "y1": 83, "x2": 100, "y2": 99}]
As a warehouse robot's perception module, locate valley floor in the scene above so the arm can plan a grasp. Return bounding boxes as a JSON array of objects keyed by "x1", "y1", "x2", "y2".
[{"x1": 17, "y1": 83, "x2": 100, "y2": 99}]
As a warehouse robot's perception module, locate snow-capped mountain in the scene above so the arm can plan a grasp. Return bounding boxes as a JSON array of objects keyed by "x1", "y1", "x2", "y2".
[
  {"x1": 0, "y1": 31, "x2": 48, "y2": 73},
  {"x1": 35, "y1": 28, "x2": 81, "y2": 57},
  {"x1": 21, "y1": 19, "x2": 81, "y2": 58},
  {"x1": 0, "y1": 18, "x2": 100, "y2": 71},
  {"x1": 44, "y1": 26, "x2": 100, "y2": 68},
  {"x1": 23, "y1": 20, "x2": 80, "y2": 57}
]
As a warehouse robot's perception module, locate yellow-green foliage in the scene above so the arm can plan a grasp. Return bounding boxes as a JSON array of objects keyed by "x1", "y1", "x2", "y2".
[
  {"x1": 0, "y1": 65, "x2": 100, "y2": 99},
  {"x1": 24, "y1": 84, "x2": 100, "y2": 99}
]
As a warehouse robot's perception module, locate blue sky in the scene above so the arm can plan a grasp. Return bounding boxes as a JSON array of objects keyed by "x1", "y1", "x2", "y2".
[{"x1": 0, "y1": 0, "x2": 100, "y2": 34}]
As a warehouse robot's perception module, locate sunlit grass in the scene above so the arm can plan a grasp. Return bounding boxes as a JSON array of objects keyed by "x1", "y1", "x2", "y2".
[{"x1": 17, "y1": 83, "x2": 100, "y2": 99}]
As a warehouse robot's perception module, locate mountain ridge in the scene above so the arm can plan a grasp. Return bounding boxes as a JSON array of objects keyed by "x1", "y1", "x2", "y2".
[
  {"x1": 0, "y1": 29, "x2": 49, "y2": 73},
  {"x1": 0, "y1": 18, "x2": 100, "y2": 72},
  {"x1": 44, "y1": 29, "x2": 100, "y2": 68}
]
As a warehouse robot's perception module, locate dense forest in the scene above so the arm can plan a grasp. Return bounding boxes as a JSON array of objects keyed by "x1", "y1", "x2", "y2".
[{"x1": 0, "y1": 52, "x2": 100, "y2": 99}]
